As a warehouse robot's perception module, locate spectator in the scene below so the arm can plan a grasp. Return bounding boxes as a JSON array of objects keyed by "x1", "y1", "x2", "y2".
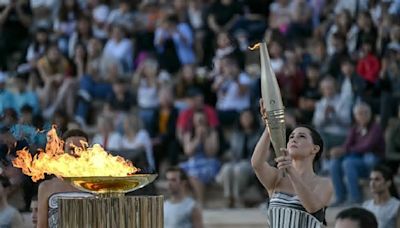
[
  {"x1": 164, "y1": 166, "x2": 203, "y2": 228},
  {"x1": 106, "y1": 0, "x2": 136, "y2": 35},
  {"x1": 213, "y1": 57, "x2": 252, "y2": 128},
  {"x1": 334, "y1": 207, "x2": 377, "y2": 228},
  {"x1": 54, "y1": 0, "x2": 81, "y2": 55},
  {"x1": 330, "y1": 102, "x2": 384, "y2": 206},
  {"x1": 132, "y1": 57, "x2": 161, "y2": 132},
  {"x1": 102, "y1": 25, "x2": 134, "y2": 75},
  {"x1": 180, "y1": 110, "x2": 220, "y2": 205},
  {"x1": 151, "y1": 87, "x2": 180, "y2": 170},
  {"x1": 216, "y1": 109, "x2": 261, "y2": 208},
  {"x1": 362, "y1": 165, "x2": 400, "y2": 228},
  {"x1": 356, "y1": 36, "x2": 380, "y2": 84},
  {"x1": 312, "y1": 76, "x2": 353, "y2": 170},
  {"x1": 25, "y1": 27, "x2": 50, "y2": 69},
  {"x1": 13, "y1": 74, "x2": 41, "y2": 115},
  {"x1": 0, "y1": 176, "x2": 24, "y2": 228},
  {"x1": 0, "y1": 0, "x2": 32, "y2": 71},
  {"x1": 268, "y1": 0, "x2": 291, "y2": 35},
  {"x1": 121, "y1": 114, "x2": 154, "y2": 171},
  {"x1": 67, "y1": 15, "x2": 92, "y2": 59},
  {"x1": 298, "y1": 63, "x2": 321, "y2": 124},
  {"x1": 92, "y1": 115, "x2": 122, "y2": 152},
  {"x1": 37, "y1": 44, "x2": 75, "y2": 119},
  {"x1": 176, "y1": 88, "x2": 219, "y2": 142},
  {"x1": 154, "y1": 13, "x2": 196, "y2": 74}
]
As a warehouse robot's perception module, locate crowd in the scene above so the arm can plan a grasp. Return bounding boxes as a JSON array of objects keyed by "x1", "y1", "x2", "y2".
[{"x1": 0, "y1": 0, "x2": 400, "y2": 227}]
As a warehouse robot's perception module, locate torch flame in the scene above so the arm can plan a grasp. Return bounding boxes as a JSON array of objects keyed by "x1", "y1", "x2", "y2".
[
  {"x1": 248, "y1": 43, "x2": 261, "y2": 51},
  {"x1": 12, "y1": 128, "x2": 139, "y2": 182}
]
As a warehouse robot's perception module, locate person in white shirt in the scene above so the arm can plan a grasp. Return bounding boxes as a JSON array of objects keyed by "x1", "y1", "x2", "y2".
[
  {"x1": 164, "y1": 166, "x2": 203, "y2": 228},
  {"x1": 92, "y1": 115, "x2": 122, "y2": 152},
  {"x1": 362, "y1": 165, "x2": 400, "y2": 228}
]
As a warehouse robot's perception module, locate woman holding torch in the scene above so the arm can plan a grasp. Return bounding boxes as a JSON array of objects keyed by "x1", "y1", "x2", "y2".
[{"x1": 252, "y1": 99, "x2": 333, "y2": 228}]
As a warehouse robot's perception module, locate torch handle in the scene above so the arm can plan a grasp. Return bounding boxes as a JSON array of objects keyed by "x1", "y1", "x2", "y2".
[{"x1": 266, "y1": 109, "x2": 287, "y2": 176}]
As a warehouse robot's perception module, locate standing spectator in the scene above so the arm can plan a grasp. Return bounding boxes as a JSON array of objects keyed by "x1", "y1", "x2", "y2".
[
  {"x1": 154, "y1": 14, "x2": 195, "y2": 74},
  {"x1": 0, "y1": 176, "x2": 24, "y2": 228},
  {"x1": 216, "y1": 109, "x2": 261, "y2": 208},
  {"x1": 180, "y1": 110, "x2": 220, "y2": 205},
  {"x1": 0, "y1": 0, "x2": 32, "y2": 71},
  {"x1": 164, "y1": 167, "x2": 203, "y2": 228},
  {"x1": 330, "y1": 102, "x2": 384, "y2": 206},
  {"x1": 363, "y1": 165, "x2": 400, "y2": 228}
]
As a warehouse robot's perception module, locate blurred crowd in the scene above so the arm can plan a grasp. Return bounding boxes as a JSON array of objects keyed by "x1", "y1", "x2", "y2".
[{"x1": 0, "y1": 0, "x2": 400, "y2": 226}]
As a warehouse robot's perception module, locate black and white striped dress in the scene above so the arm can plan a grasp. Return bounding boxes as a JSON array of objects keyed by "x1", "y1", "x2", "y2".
[{"x1": 267, "y1": 192, "x2": 326, "y2": 228}]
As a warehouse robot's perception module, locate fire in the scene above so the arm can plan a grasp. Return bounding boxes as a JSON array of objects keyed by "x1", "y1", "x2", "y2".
[
  {"x1": 248, "y1": 43, "x2": 261, "y2": 50},
  {"x1": 12, "y1": 128, "x2": 139, "y2": 182}
]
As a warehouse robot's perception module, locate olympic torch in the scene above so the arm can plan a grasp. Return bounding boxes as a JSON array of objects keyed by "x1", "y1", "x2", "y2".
[{"x1": 252, "y1": 42, "x2": 286, "y2": 165}]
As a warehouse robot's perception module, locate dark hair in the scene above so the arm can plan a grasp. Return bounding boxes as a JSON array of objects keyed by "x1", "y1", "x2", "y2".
[
  {"x1": 62, "y1": 129, "x2": 89, "y2": 142},
  {"x1": 336, "y1": 207, "x2": 377, "y2": 228},
  {"x1": 295, "y1": 124, "x2": 324, "y2": 166},
  {"x1": 0, "y1": 175, "x2": 11, "y2": 188},
  {"x1": 166, "y1": 166, "x2": 189, "y2": 182},
  {"x1": 371, "y1": 164, "x2": 399, "y2": 199}
]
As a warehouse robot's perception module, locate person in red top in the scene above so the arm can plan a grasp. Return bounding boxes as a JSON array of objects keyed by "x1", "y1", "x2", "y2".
[
  {"x1": 176, "y1": 88, "x2": 219, "y2": 142},
  {"x1": 356, "y1": 36, "x2": 381, "y2": 84}
]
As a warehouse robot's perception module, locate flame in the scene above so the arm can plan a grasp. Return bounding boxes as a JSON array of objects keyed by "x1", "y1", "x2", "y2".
[
  {"x1": 248, "y1": 43, "x2": 261, "y2": 50},
  {"x1": 12, "y1": 128, "x2": 139, "y2": 182}
]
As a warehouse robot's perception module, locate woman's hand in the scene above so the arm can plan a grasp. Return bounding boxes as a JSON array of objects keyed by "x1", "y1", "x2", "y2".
[{"x1": 275, "y1": 148, "x2": 292, "y2": 172}]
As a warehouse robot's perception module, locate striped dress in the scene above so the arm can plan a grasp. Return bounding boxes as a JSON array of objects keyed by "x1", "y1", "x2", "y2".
[{"x1": 267, "y1": 192, "x2": 326, "y2": 228}]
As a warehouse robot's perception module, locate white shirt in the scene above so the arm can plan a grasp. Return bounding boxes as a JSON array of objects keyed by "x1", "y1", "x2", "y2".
[
  {"x1": 363, "y1": 197, "x2": 400, "y2": 228},
  {"x1": 102, "y1": 38, "x2": 134, "y2": 72},
  {"x1": 92, "y1": 132, "x2": 122, "y2": 152},
  {"x1": 137, "y1": 80, "x2": 159, "y2": 109},
  {"x1": 121, "y1": 130, "x2": 155, "y2": 170},
  {"x1": 216, "y1": 72, "x2": 252, "y2": 111}
]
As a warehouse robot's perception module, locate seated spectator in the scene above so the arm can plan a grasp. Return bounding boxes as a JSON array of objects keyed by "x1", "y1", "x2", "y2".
[
  {"x1": 154, "y1": 14, "x2": 195, "y2": 74},
  {"x1": 330, "y1": 102, "x2": 384, "y2": 206},
  {"x1": 121, "y1": 114, "x2": 154, "y2": 172},
  {"x1": 0, "y1": 176, "x2": 24, "y2": 228},
  {"x1": 164, "y1": 166, "x2": 203, "y2": 228},
  {"x1": 25, "y1": 27, "x2": 50, "y2": 70},
  {"x1": 362, "y1": 165, "x2": 400, "y2": 228},
  {"x1": 37, "y1": 44, "x2": 75, "y2": 119},
  {"x1": 106, "y1": 0, "x2": 136, "y2": 35},
  {"x1": 132, "y1": 58, "x2": 161, "y2": 132},
  {"x1": 67, "y1": 15, "x2": 92, "y2": 59},
  {"x1": 13, "y1": 74, "x2": 41, "y2": 115},
  {"x1": 176, "y1": 88, "x2": 219, "y2": 143},
  {"x1": 356, "y1": 36, "x2": 380, "y2": 84},
  {"x1": 312, "y1": 76, "x2": 353, "y2": 172},
  {"x1": 180, "y1": 110, "x2": 220, "y2": 206},
  {"x1": 334, "y1": 207, "x2": 377, "y2": 228},
  {"x1": 213, "y1": 57, "x2": 252, "y2": 127},
  {"x1": 216, "y1": 109, "x2": 261, "y2": 208},
  {"x1": 102, "y1": 25, "x2": 134, "y2": 75},
  {"x1": 150, "y1": 87, "x2": 180, "y2": 170},
  {"x1": 298, "y1": 63, "x2": 321, "y2": 124},
  {"x1": 92, "y1": 115, "x2": 122, "y2": 152},
  {"x1": 53, "y1": 0, "x2": 81, "y2": 55}
]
